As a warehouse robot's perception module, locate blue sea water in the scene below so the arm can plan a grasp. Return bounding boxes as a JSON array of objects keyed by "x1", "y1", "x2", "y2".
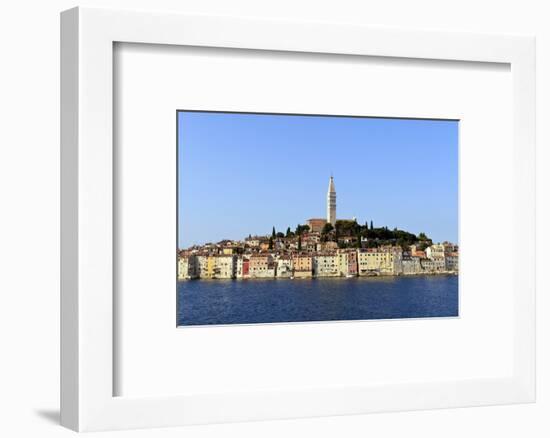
[{"x1": 177, "y1": 275, "x2": 459, "y2": 326}]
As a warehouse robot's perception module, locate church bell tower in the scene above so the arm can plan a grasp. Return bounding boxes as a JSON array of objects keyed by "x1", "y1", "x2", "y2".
[{"x1": 327, "y1": 175, "x2": 336, "y2": 227}]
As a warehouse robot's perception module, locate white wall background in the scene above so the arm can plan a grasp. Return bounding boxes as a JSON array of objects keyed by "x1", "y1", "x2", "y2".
[{"x1": 0, "y1": 1, "x2": 547, "y2": 437}]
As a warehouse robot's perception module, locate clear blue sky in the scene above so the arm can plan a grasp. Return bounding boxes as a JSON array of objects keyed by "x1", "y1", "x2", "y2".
[{"x1": 178, "y1": 111, "x2": 458, "y2": 248}]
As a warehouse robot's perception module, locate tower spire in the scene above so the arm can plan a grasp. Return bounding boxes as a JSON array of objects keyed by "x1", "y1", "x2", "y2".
[{"x1": 327, "y1": 175, "x2": 336, "y2": 226}]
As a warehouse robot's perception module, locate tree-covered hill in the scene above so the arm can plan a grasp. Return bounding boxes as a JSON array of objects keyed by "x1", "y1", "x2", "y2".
[{"x1": 275, "y1": 219, "x2": 432, "y2": 250}]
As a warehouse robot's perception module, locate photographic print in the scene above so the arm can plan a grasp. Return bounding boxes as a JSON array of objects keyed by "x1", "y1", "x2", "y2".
[{"x1": 177, "y1": 111, "x2": 459, "y2": 326}]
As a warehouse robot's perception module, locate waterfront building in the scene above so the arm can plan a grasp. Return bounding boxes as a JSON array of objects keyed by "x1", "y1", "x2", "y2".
[
  {"x1": 205, "y1": 255, "x2": 216, "y2": 279},
  {"x1": 293, "y1": 254, "x2": 313, "y2": 278},
  {"x1": 249, "y1": 254, "x2": 276, "y2": 278},
  {"x1": 431, "y1": 257, "x2": 446, "y2": 272},
  {"x1": 347, "y1": 250, "x2": 358, "y2": 276},
  {"x1": 194, "y1": 254, "x2": 236, "y2": 279},
  {"x1": 276, "y1": 255, "x2": 293, "y2": 278},
  {"x1": 236, "y1": 256, "x2": 244, "y2": 279},
  {"x1": 445, "y1": 252, "x2": 459, "y2": 272},
  {"x1": 213, "y1": 254, "x2": 237, "y2": 279},
  {"x1": 337, "y1": 251, "x2": 348, "y2": 276},
  {"x1": 313, "y1": 252, "x2": 339, "y2": 277},
  {"x1": 235, "y1": 256, "x2": 250, "y2": 279},
  {"x1": 356, "y1": 251, "x2": 370, "y2": 276},
  {"x1": 402, "y1": 256, "x2": 422, "y2": 275},
  {"x1": 357, "y1": 247, "x2": 399, "y2": 276},
  {"x1": 243, "y1": 258, "x2": 250, "y2": 278},
  {"x1": 327, "y1": 175, "x2": 336, "y2": 226},
  {"x1": 420, "y1": 257, "x2": 445, "y2": 273},
  {"x1": 195, "y1": 255, "x2": 209, "y2": 279},
  {"x1": 337, "y1": 250, "x2": 358, "y2": 277},
  {"x1": 307, "y1": 218, "x2": 327, "y2": 233},
  {"x1": 391, "y1": 247, "x2": 404, "y2": 275},
  {"x1": 177, "y1": 254, "x2": 197, "y2": 280}
]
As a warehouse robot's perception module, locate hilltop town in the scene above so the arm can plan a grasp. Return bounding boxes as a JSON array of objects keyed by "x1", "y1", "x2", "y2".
[{"x1": 178, "y1": 176, "x2": 459, "y2": 280}]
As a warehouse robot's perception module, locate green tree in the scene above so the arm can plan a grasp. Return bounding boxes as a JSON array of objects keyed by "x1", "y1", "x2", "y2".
[
  {"x1": 417, "y1": 241, "x2": 429, "y2": 251},
  {"x1": 366, "y1": 239, "x2": 378, "y2": 248},
  {"x1": 286, "y1": 227, "x2": 291, "y2": 237},
  {"x1": 297, "y1": 235, "x2": 302, "y2": 250},
  {"x1": 321, "y1": 223, "x2": 334, "y2": 235},
  {"x1": 272, "y1": 226, "x2": 276, "y2": 238},
  {"x1": 418, "y1": 232, "x2": 428, "y2": 240},
  {"x1": 268, "y1": 236, "x2": 274, "y2": 250},
  {"x1": 370, "y1": 220, "x2": 374, "y2": 230}
]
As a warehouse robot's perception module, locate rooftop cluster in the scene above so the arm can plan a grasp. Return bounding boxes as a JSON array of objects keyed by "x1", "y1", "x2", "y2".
[{"x1": 178, "y1": 220, "x2": 458, "y2": 280}]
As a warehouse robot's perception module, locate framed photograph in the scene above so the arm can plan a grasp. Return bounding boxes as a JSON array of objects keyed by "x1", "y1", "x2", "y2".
[
  {"x1": 176, "y1": 110, "x2": 459, "y2": 326},
  {"x1": 61, "y1": 7, "x2": 536, "y2": 432}
]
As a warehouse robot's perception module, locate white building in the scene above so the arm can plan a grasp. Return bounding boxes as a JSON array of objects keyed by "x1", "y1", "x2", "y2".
[
  {"x1": 276, "y1": 256, "x2": 293, "y2": 278},
  {"x1": 421, "y1": 257, "x2": 445, "y2": 273},
  {"x1": 445, "y1": 252, "x2": 459, "y2": 272},
  {"x1": 426, "y1": 244, "x2": 445, "y2": 259},
  {"x1": 195, "y1": 255, "x2": 209, "y2": 279},
  {"x1": 235, "y1": 256, "x2": 244, "y2": 279},
  {"x1": 177, "y1": 254, "x2": 197, "y2": 280},
  {"x1": 213, "y1": 255, "x2": 236, "y2": 279},
  {"x1": 313, "y1": 253, "x2": 339, "y2": 277}
]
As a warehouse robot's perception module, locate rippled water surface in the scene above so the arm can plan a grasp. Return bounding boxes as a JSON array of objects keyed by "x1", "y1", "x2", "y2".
[{"x1": 177, "y1": 275, "x2": 458, "y2": 326}]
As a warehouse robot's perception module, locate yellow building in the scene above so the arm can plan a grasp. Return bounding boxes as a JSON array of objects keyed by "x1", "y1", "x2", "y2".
[
  {"x1": 195, "y1": 255, "x2": 217, "y2": 279},
  {"x1": 357, "y1": 247, "x2": 398, "y2": 276},
  {"x1": 336, "y1": 250, "x2": 358, "y2": 277},
  {"x1": 249, "y1": 254, "x2": 276, "y2": 278},
  {"x1": 293, "y1": 254, "x2": 312, "y2": 278},
  {"x1": 205, "y1": 255, "x2": 216, "y2": 279}
]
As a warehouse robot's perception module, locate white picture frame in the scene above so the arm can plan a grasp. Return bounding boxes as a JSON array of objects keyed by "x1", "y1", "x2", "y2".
[{"x1": 60, "y1": 7, "x2": 535, "y2": 432}]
